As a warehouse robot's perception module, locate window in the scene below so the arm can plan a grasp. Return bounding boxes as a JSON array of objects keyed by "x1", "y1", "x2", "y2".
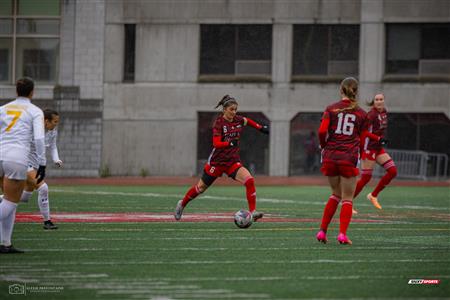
[
  {"x1": 123, "y1": 24, "x2": 135, "y2": 82},
  {"x1": 199, "y1": 25, "x2": 272, "y2": 81},
  {"x1": 289, "y1": 113, "x2": 322, "y2": 175},
  {"x1": 386, "y1": 24, "x2": 450, "y2": 80},
  {"x1": 292, "y1": 25, "x2": 359, "y2": 81},
  {"x1": 0, "y1": 0, "x2": 60, "y2": 84}
]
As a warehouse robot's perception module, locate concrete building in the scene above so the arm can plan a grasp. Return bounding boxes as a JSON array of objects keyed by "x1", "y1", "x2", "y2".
[{"x1": 0, "y1": 0, "x2": 449, "y2": 177}]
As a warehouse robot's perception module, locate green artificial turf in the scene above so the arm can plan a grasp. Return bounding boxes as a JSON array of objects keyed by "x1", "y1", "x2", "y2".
[{"x1": 0, "y1": 185, "x2": 448, "y2": 299}]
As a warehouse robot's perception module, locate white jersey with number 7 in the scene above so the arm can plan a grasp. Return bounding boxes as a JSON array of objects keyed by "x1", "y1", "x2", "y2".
[{"x1": 0, "y1": 97, "x2": 46, "y2": 166}]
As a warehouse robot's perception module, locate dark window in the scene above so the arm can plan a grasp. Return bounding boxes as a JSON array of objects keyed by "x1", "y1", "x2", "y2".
[
  {"x1": 386, "y1": 23, "x2": 450, "y2": 77},
  {"x1": 200, "y1": 25, "x2": 272, "y2": 80},
  {"x1": 289, "y1": 113, "x2": 322, "y2": 175},
  {"x1": 123, "y1": 24, "x2": 136, "y2": 82},
  {"x1": 293, "y1": 25, "x2": 359, "y2": 79},
  {"x1": 22, "y1": 49, "x2": 54, "y2": 81},
  {"x1": 197, "y1": 112, "x2": 270, "y2": 175}
]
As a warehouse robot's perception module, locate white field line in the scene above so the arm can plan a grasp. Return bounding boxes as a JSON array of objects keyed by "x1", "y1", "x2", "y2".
[
  {"x1": 2, "y1": 258, "x2": 449, "y2": 267},
  {"x1": 19, "y1": 246, "x2": 450, "y2": 252},
  {"x1": 51, "y1": 189, "x2": 449, "y2": 211}
]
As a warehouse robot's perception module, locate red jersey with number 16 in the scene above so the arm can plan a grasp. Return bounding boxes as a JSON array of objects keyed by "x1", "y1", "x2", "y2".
[
  {"x1": 208, "y1": 115, "x2": 244, "y2": 167},
  {"x1": 321, "y1": 99, "x2": 368, "y2": 166}
]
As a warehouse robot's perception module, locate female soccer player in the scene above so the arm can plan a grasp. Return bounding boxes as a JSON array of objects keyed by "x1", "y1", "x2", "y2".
[
  {"x1": 353, "y1": 93, "x2": 396, "y2": 210},
  {"x1": 174, "y1": 95, "x2": 269, "y2": 221},
  {"x1": 0, "y1": 77, "x2": 46, "y2": 253},
  {"x1": 316, "y1": 77, "x2": 373, "y2": 245},
  {"x1": 20, "y1": 109, "x2": 62, "y2": 230}
]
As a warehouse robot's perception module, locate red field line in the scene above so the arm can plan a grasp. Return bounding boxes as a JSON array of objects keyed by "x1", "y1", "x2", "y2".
[
  {"x1": 15, "y1": 212, "x2": 390, "y2": 223},
  {"x1": 46, "y1": 176, "x2": 450, "y2": 187}
]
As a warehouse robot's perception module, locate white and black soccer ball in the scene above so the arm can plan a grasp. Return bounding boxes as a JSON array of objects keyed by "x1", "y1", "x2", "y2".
[{"x1": 234, "y1": 209, "x2": 253, "y2": 229}]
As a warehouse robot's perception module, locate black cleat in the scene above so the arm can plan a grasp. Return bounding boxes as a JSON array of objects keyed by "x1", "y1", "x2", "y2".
[
  {"x1": 0, "y1": 245, "x2": 24, "y2": 254},
  {"x1": 43, "y1": 220, "x2": 58, "y2": 230},
  {"x1": 251, "y1": 211, "x2": 264, "y2": 222}
]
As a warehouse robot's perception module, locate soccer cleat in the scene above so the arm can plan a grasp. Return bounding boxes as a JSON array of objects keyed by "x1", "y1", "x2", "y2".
[
  {"x1": 316, "y1": 230, "x2": 328, "y2": 244},
  {"x1": 337, "y1": 233, "x2": 352, "y2": 245},
  {"x1": 367, "y1": 193, "x2": 382, "y2": 210},
  {"x1": 43, "y1": 220, "x2": 58, "y2": 230},
  {"x1": 251, "y1": 211, "x2": 264, "y2": 222},
  {"x1": 174, "y1": 200, "x2": 184, "y2": 221},
  {"x1": 0, "y1": 245, "x2": 24, "y2": 254},
  {"x1": 352, "y1": 208, "x2": 358, "y2": 215}
]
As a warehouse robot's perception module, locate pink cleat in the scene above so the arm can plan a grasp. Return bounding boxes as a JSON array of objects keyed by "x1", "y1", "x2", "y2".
[
  {"x1": 352, "y1": 208, "x2": 358, "y2": 215},
  {"x1": 316, "y1": 230, "x2": 328, "y2": 244},
  {"x1": 337, "y1": 233, "x2": 352, "y2": 245}
]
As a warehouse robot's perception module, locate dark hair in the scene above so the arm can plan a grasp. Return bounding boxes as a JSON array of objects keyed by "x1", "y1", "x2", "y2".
[
  {"x1": 43, "y1": 108, "x2": 59, "y2": 121},
  {"x1": 338, "y1": 77, "x2": 359, "y2": 112},
  {"x1": 16, "y1": 77, "x2": 34, "y2": 97},
  {"x1": 215, "y1": 95, "x2": 238, "y2": 109}
]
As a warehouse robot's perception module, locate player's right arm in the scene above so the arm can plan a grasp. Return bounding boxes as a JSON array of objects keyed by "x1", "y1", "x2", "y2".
[
  {"x1": 318, "y1": 111, "x2": 330, "y2": 148},
  {"x1": 211, "y1": 119, "x2": 235, "y2": 148}
]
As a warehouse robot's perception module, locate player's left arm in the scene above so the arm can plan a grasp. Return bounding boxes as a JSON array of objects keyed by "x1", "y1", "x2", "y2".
[
  {"x1": 243, "y1": 117, "x2": 269, "y2": 134},
  {"x1": 49, "y1": 131, "x2": 63, "y2": 167}
]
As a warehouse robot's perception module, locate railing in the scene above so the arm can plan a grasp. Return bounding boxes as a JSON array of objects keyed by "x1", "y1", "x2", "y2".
[{"x1": 372, "y1": 149, "x2": 448, "y2": 181}]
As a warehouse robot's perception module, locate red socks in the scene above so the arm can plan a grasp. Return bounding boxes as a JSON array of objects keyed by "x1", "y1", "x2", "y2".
[
  {"x1": 244, "y1": 177, "x2": 256, "y2": 212},
  {"x1": 181, "y1": 185, "x2": 201, "y2": 206},
  {"x1": 339, "y1": 200, "x2": 353, "y2": 234},
  {"x1": 320, "y1": 195, "x2": 341, "y2": 232},
  {"x1": 354, "y1": 169, "x2": 372, "y2": 198},
  {"x1": 372, "y1": 160, "x2": 397, "y2": 197}
]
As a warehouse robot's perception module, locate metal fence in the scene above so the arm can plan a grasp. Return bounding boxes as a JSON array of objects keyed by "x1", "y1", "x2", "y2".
[{"x1": 373, "y1": 149, "x2": 449, "y2": 180}]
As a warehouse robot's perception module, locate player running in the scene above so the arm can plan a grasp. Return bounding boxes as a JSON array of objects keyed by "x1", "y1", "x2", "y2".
[
  {"x1": 0, "y1": 77, "x2": 46, "y2": 253},
  {"x1": 353, "y1": 93, "x2": 396, "y2": 210},
  {"x1": 20, "y1": 109, "x2": 62, "y2": 230},
  {"x1": 174, "y1": 95, "x2": 269, "y2": 222},
  {"x1": 315, "y1": 77, "x2": 382, "y2": 245}
]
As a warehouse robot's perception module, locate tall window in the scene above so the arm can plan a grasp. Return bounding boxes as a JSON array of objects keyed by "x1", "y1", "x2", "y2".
[
  {"x1": 386, "y1": 24, "x2": 450, "y2": 80},
  {"x1": 199, "y1": 25, "x2": 272, "y2": 81},
  {"x1": 0, "y1": 0, "x2": 60, "y2": 84},
  {"x1": 123, "y1": 24, "x2": 135, "y2": 82},
  {"x1": 292, "y1": 25, "x2": 359, "y2": 80}
]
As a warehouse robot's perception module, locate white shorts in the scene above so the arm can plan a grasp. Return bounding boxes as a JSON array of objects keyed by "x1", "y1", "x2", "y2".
[{"x1": 0, "y1": 161, "x2": 28, "y2": 180}]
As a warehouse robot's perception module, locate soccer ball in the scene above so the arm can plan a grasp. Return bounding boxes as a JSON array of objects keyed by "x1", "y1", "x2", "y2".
[{"x1": 234, "y1": 209, "x2": 253, "y2": 229}]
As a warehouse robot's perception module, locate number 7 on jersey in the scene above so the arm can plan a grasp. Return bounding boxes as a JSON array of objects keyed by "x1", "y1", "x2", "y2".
[{"x1": 5, "y1": 110, "x2": 22, "y2": 132}]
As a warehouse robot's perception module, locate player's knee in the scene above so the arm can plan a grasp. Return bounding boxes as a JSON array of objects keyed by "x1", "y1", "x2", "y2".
[
  {"x1": 244, "y1": 177, "x2": 254, "y2": 187},
  {"x1": 197, "y1": 183, "x2": 207, "y2": 193},
  {"x1": 37, "y1": 183, "x2": 48, "y2": 196},
  {"x1": 387, "y1": 166, "x2": 397, "y2": 178}
]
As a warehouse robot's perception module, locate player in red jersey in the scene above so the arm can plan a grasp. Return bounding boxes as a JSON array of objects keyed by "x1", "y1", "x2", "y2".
[
  {"x1": 315, "y1": 77, "x2": 382, "y2": 245},
  {"x1": 353, "y1": 93, "x2": 396, "y2": 211},
  {"x1": 174, "y1": 95, "x2": 269, "y2": 222}
]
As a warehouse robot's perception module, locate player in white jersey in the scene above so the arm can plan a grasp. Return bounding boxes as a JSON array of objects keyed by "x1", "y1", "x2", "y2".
[
  {"x1": 20, "y1": 109, "x2": 62, "y2": 230},
  {"x1": 0, "y1": 77, "x2": 46, "y2": 253}
]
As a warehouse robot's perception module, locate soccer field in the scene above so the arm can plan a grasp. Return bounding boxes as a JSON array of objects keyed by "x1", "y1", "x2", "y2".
[{"x1": 1, "y1": 185, "x2": 449, "y2": 299}]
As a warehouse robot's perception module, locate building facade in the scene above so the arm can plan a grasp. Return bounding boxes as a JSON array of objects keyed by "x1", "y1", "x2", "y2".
[{"x1": 1, "y1": 0, "x2": 449, "y2": 176}]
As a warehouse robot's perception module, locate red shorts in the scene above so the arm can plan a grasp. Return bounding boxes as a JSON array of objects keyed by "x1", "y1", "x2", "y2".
[
  {"x1": 361, "y1": 148, "x2": 386, "y2": 161},
  {"x1": 321, "y1": 161, "x2": 359, "y2": 178},
  {"x1": 204, "y1": 162, "x2": 242, "y2": 178}
]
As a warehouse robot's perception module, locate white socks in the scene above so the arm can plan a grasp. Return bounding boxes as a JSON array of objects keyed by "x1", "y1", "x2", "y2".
[
  {"x1": 20, "y1": 191, "x2": 33, "y2": 203},
  {"x1": 0, "y1": 198, "x2": 18, "y2": 246},
  {"x1": 37, "y1": 183, "x2": 50, "y2": 221}
]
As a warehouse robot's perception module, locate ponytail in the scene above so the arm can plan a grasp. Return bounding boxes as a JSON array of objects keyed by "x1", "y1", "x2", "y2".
[
  {"x1": 338, "y1": 77, "x2": 359, "y2": 112},
  {"x1": 215, "y1": 95, "x2": 238, "y2": 109}
]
